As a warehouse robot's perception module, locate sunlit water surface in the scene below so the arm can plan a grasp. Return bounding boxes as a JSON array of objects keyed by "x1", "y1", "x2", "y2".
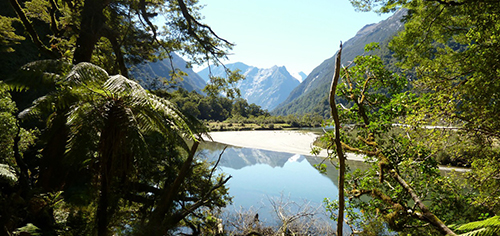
[{"x1": 198, "y1": 141, "x2": 346, "y2": 223}]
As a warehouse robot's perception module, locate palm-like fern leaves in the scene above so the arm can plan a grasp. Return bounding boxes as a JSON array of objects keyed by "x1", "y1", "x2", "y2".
[
  {"x1": 13, "y1": 61, "x2": 205, "y2": 180},
  {"x1": 7, "y1": 60, "x2": 73, "y2": 92},
  {"x1": 0, "y1": 164, "x2": 17, "y2": 185},
  {"x1": 14, "y1": 60, "x2": 204, "y2": 151},
  {"x1": 10, "y1": 60, "x2": 207, "y2": 235},
  {"x1": 456, "y1": 216, "x2": 500, "y2": 236}
]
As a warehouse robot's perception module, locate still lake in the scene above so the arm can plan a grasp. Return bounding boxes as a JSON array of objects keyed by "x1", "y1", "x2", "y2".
[{"x1": 197, "y1": 141, "x2": 368, "y2": 222}]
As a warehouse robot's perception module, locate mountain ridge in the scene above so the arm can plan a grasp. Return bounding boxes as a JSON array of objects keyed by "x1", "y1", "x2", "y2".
[
  {"x1": 272, "y1": 9, "x2": 406, "y2": 116},
  {"x1": 197, "y1": 63, "x2": 301, "y2": 110},
  {"x1": 129, "y1": 53, "x2": 206, "y2": 92}
]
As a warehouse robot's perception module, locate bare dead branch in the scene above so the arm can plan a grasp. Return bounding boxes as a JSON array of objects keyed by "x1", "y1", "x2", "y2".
[{"x1": 329, "y1": 41, "x2": 346, "y2": 236}]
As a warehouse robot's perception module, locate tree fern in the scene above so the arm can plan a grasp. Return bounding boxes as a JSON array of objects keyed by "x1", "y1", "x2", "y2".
[
  {"x1": 0, "y1": 164, "x2": 17, "y2": 184},
  {"x1": 7, "y1": 59, "x2": 72, "y2": 92},
  {"x1": 456, "y1": 216, "x2": 500, "y2": 236},
  {"x1": 12, "y1": 60, "x2": 208, "y2": 235}
]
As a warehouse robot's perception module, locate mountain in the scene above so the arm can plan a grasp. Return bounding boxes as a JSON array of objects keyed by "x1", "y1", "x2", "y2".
[
  {"x1": 129, "y1": 53, "x2": 206, "y2": 92},
  {"x1": 290, "y1": 71, "x2": 308, "y2": 82},
  {"x1": 272, "y1": 9, "x2": 406, "y2": 117},
  {"x1": 200, "y1": 142, "x2": 304, "y2": 170},
  {"x1": 197, "y1": 62, "x2": 251, "y2": 83},
  {"x1": 197, "y1": 63, "x2": 300, "y2": 111}
]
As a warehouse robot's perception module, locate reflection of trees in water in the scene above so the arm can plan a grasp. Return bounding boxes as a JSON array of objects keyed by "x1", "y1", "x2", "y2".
[
  {"x1": 304, "y1": 155, "x2": 371, "y2": 189},
  {"x1": 223, "y1": 194, "x2": 335, "y2": 235},
  {"x1": 198, "y1": 142, "x2": 302, "y2": 169}
]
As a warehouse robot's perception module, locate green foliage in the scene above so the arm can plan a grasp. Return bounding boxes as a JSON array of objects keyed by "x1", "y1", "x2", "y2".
[
  {"x1": 1, "y1": 0, "x2": 233, "y2": 80},
  {"x1": 324, "y1": 198, "x2": 390, "y2": 235},
  {"x1": 0, "y1": 84, "x2": 18, "y2": 160},
  {"x1": 455, "y1": 216, "x2": 500, "y2": 236},
  {"x1": 203, "y1": 69, "x2": 244, "y2": 99},
  {"x1": 337, "y1": 43, "x2": 407, "y2": 131},
  {"x1": 0, "y1": 82, "x2": 38, "y2": 188},
  {"x1": 385, "y1": 0, "x2": 500, "y2": 216},
  {"x1": 0, "y1": 164, "x2": 17, "y2": 184},
  {"x1": 322, "y1": 44, "x2": 485, "y2": 235},
  {"x1": 164, "y1": 88, "x2": 272, "y2": 122},
  {"x1": 0, "y1": 15, "x2": 25, "y2": 53},
  {"x1": 1, "y1": 0, "x2": 238, "y2": 234},
  {"x1": 350, "y1": 0, "x2": 408, "y2": 13},
  {"x1": 15, "y1": 223, "x2": 41, "y2": 236},
  {"x1": 1, "y1": 61, "x2": 230, "y2": 235},
  {"x1": 338, "y1": 1, "x2": 500, "y2": 234}
]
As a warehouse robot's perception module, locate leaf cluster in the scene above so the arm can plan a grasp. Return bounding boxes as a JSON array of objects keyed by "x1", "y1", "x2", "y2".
[{"x1": 2, "y1": 0, "x2": 233, "y2": 78}]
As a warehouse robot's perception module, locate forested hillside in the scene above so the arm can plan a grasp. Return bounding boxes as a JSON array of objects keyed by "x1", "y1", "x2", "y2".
[
  {"x1": 129, "y1": 52, "x2": 207, "y2": 92},
  {"x1": 272, "y1": 9, "x2": 405, "y2": 117}
]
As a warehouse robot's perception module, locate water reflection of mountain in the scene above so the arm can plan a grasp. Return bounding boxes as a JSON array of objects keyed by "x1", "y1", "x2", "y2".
[
  {"x1": 199, "y1": 141, "x2": 370, "y2": 185},
  {"x1": 198, "y1": 141, "x2": 304, "y2": 169}
]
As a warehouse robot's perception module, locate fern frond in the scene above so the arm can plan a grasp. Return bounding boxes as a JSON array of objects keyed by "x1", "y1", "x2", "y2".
[
  {"x1": 0, "y1": 164, "x2": 17, "y2": 184},
  {"x1": 459, "y1": 228, "x2": 488, "y2": 236},
  {"x1": 6, "y1": 59, "x2": 72, "y2": 92},
  {"x1": 18, "y1": 88, "x2": 79, "y2": 120},
  {"x1": 18, "y1": 95, "x2": 50, "y2": 120},
  {"x1": 458, "y1": 216, "x2": 500, "y2": 231},
  {"x1": 105, "y1": 75, "x2": 144, "y2": 94},
  {"x1": 65, "y1": 102, "x2": 102, "y2": 161},
  {"x1": 65, "y1": 62, "x2": 109, "y2": 87},
  {"x1": 457, "y1": 216, "x2": 500, "y2": 236},
  {"x1": 147, "y1": 93, "x2": 205, "y2": 140}
]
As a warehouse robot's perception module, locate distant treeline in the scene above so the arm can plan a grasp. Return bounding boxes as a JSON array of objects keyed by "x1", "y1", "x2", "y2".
[{"x1": 155, "y1": 88, "x2": 324, "y2": 128}]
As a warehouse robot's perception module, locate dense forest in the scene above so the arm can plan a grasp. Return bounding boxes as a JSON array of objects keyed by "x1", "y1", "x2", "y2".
[{"x1": 1, "y1": 0, "x2": 500, "y2": 236}]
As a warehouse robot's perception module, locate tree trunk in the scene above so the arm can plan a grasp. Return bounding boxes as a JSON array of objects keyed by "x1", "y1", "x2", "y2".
[
  {"x1": 147, "y1": 141, "x2": 200, "y2": 234},
  {"x1": 73, "y1": 0, "x2": 108, "y2": 63},
  {"x1": 329, "y1": 42, "x2": 345, "y2": 236},
  {"x1": 101, "y1": 26, "x2": 128, "y2": 77},
  {"x1": 96, "y1": 103, "x2": 122, "y2": 236},
  {"x1": 97, "y1": 167, "x2": 109, "y2": 236}
]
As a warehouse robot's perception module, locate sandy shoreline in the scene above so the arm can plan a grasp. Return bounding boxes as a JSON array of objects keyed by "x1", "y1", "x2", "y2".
[
  {"x1": 204, "y1": 130, "x2": 469, "y2": 172},
  {"x1": 204, "y1": 130, "x2": 365, "y2": 161}
]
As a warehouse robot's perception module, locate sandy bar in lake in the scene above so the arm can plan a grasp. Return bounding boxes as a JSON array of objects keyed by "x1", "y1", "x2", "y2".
[
  {"x1": 205, "y1": 130, "x2": 365, "y2": 161},
  {"x1": 205, "y1": 130, "x2": 468, "y2": 172}
]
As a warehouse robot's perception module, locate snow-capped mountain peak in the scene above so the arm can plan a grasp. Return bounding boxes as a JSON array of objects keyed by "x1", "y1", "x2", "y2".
[{"x1": 197, "y1": 63, "x2": 301, "y2": 110}]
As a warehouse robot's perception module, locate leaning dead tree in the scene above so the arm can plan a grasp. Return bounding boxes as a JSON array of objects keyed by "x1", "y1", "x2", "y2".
[{"x1": 329, "y1": 42, "x2": 346, "y2": 236}]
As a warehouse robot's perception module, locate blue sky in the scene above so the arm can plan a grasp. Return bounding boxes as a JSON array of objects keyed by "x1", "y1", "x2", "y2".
[{"x1": 194, "y1": 0, "x2": 390, "y2": 76}]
